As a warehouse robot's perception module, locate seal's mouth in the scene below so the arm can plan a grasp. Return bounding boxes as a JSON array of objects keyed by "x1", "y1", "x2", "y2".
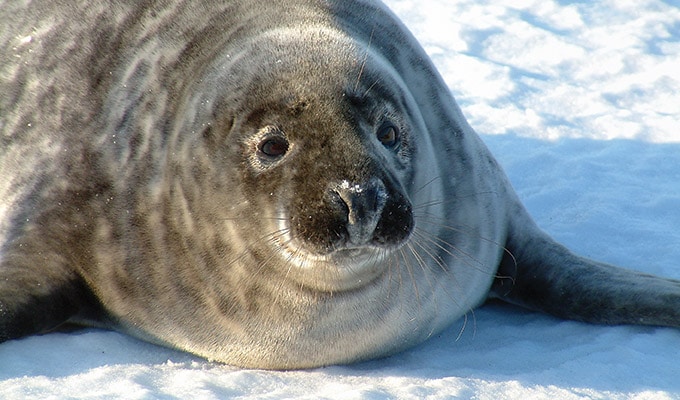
[
  {"x1": 327, "y1": 245, "x2": 392, "y2": 266},
  {"x1": 279, "y1": 235, "x2": 395, "y2": 269},
  {"x1": 273, "y1": 214, "x2": 406, "y2": 291},
  {"x1": 296, "y1": 245, "x2": 395, "y2": 291}
]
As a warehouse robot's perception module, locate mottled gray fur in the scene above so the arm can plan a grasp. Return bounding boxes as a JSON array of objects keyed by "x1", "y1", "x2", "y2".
[{"x1": 2, "y1": 0, "x2": 679, "y2": 369}]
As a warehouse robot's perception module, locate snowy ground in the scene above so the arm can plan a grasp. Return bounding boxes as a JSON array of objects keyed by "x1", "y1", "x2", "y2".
[{"x1": 2, "y1": 0, "x2": 680, "y2": 399}]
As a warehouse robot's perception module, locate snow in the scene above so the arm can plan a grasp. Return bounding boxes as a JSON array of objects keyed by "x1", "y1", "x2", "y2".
[{"x1": 2, "y1": 0, "x2": 680, "y2": 398}]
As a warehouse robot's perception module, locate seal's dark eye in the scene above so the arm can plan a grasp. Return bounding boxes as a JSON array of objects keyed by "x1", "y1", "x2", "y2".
[
  {"x1": 377, "y1": 122, "x2": 399, "y2": 149},
  {"x1": 258, "y1": 135, "x2": 289, "y2": 159}
]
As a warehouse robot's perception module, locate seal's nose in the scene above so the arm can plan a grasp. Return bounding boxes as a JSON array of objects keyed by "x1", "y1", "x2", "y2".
[{"x1": 334, "y1": 178, "x2": 387, "y2": 245}]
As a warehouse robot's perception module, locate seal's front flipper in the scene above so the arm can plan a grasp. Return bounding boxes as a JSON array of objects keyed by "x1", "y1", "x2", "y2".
[
  {"x1": 492, "y1": 224, "x2": 680, "y2": 328},
  {"x1": 0, "y1": 262, "x2": 99, "y2": 342}
]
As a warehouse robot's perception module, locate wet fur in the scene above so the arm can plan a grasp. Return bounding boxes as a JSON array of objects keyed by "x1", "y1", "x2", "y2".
[{"x1": 2, "y1": 0, "x2": 680, "y2": 369}]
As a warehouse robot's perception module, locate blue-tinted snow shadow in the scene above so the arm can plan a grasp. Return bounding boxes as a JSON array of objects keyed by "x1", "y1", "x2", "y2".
[{"x1": 0, "y1": 328, "x2": 199, "y2": 379}]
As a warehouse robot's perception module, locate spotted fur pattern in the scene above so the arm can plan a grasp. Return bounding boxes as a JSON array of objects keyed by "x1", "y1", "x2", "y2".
[{"x1": 2, "y1": 0, "x2": 680, "y2": 369}]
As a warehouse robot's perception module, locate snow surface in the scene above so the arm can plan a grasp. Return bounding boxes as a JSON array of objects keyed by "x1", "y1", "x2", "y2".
[{"x1": 2, "y1": 0, "x2": 680, "y2": 398}]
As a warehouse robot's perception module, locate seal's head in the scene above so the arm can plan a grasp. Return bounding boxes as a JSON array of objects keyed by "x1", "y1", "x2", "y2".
[{"x1": 182, "y1": 26, "x2": 435, "y2": 293}]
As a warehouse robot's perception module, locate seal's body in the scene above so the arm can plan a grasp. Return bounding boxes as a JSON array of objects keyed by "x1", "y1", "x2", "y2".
[{"x1": 2, "y1": 0, "x2": 679, "y2": 369}]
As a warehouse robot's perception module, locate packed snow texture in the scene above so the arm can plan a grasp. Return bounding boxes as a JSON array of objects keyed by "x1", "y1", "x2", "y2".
[{"x1": 2, "y1": 0, "x2": 680, "y2": 398}]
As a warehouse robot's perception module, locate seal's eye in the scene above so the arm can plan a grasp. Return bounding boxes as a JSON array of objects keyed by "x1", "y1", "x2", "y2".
[
  {"x1": 258, "y1": 135, "x2": 289, "y2": 159},
  {"x1": 377, "y1": 122, "x2": 399, "y2": 149}
]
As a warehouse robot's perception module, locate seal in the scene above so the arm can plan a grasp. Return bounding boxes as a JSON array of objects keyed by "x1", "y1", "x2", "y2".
[{"x1": 2, "y1": 0, "x2": 680, "y2": 370}]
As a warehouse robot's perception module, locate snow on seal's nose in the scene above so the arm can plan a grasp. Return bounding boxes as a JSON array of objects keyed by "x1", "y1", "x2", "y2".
[{"x1": 334, "y1": 178, "x2": 387, "y2": 246}]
